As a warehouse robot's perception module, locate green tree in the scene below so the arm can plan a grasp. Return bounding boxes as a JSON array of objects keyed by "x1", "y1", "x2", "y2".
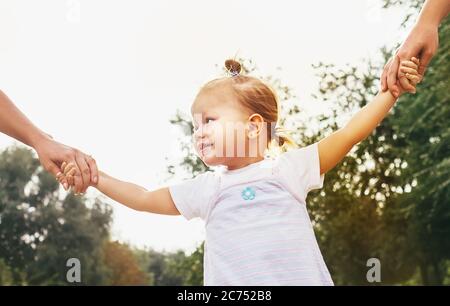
[
  {"x1": 140, "y1": 249, "x2": 186, "y2": 285},
  {"x1": 0, "y1": 146, "x2": 113, "y2": 285},
  {"x1": 384, "y1": 17, "x2": 450, "y2": 284},
  {"x1": 0, "y1": 258, "x2": 13, "y2": 285},
  {"x1": 103, "y1": 241, "x2": 149, "y2": 285},
  {"x1": 294, "y1": 1, "x2": 449, "y2": 284},
  {"x1": 171, "y1": 242, "x2": 204, "y2": 285}
]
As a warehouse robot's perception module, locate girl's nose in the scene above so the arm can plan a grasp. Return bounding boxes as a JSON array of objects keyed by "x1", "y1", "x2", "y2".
[{"x1": 193, "y1": 125, "x2": 205, "y2": 140}]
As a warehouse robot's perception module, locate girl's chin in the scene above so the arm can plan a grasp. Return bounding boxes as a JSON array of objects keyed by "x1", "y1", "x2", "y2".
[
  {"x1": 201, "y1": 154, "x2": 224, "y2": 167},
  {"x1": 202, "y1": 157, "x2": 220, "y2": 166},
  {"x1": 199, "y1": 146, "x2": 216, "y2": 159}
]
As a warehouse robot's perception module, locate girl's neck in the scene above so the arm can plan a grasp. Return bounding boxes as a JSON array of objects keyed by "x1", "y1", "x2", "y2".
[{"x1": 225, "y1": 156, "x2": 265, "y2": 171}]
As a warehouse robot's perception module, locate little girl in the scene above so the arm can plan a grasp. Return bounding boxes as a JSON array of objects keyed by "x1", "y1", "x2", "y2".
[{"x1": 61, "y1": 57, "x2": 421, "y2": 285}]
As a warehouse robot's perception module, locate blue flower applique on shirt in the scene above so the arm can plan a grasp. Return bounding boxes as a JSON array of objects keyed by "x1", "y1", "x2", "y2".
[{"x1": 241, "y1": 187, "x2": 256, "y2": 200}]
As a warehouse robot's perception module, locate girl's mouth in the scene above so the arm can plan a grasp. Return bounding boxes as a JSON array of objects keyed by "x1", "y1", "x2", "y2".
[{"x1": 199, "y1": 142, "x2": 214, "y2": 155}]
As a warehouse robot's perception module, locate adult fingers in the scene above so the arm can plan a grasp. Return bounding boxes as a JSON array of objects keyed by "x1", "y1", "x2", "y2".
[
  {"x1": 75, "y1": 152, "x2": 91, "y2": 193},
  {"x1": 87, "y1": 155, "x2": 98, "y2": 185},
  {"x1": 418, "y1": 49, "x2": 434, "y2": 76},
  {"x1": 69, "y1": 159, "x2": 83, "y2": 194},
  {"x1": 387, "y1": 55, "x2": 400, "y2": 97},
  {"x1": 380, "y1": 57, "x2": 392, "y2": 92}
]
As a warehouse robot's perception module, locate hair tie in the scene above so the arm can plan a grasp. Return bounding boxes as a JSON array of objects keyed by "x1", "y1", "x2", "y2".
[
  {"x1": 225, "y1": 59, "x2": 242, "y2": 77},
  {"x1": 229, "y1": 70, "x2": 240, "y2": 77}
]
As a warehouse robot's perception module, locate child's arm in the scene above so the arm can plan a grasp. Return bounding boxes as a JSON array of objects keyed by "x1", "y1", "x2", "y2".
[
  {"x1": 61, "y1": 162, "x2": 180, "y2": 215},
  {"x1": 317, "y1": 58, "x2": 421, "y2": 175},
  {"x1": 96, "y1": 171, "x2": 180, "y2": 215}
]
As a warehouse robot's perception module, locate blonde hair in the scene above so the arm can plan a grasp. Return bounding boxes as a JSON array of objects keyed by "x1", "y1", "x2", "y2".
[{"x1": 198, "y1": 59, "x2": 297, "y2": 156}]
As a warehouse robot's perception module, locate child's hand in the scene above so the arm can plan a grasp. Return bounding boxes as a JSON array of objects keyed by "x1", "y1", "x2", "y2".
[
  {"x1": 58, "y1": 160, "x2": 96, "y2": 194},
  {"x1": 58, "y1": 161, "x2": 77, "y2": 193},
  {"x1": 398, "y1": 57, "x2": 422, "y2": 95}
]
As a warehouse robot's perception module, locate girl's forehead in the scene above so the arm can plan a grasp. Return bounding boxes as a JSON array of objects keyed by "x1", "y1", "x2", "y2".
[{"x1": 191, "y1": 88, "x2": 234, "y2": 114}]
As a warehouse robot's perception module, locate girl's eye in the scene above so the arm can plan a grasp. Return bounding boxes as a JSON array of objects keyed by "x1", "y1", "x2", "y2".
[{"x1": 205, "y1": 117, "x2": 215, "y2": 124}]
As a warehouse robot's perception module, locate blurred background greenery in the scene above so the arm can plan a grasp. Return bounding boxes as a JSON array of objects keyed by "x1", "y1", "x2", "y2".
[{"x1": 1, "y1": 0, "x2": 448, "y2": 285}]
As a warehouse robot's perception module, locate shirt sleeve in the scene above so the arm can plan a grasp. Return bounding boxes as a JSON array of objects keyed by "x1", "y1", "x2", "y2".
[
  {"x1": 277, "y1": 142, "x2": 325, "y2": 200},
  {"x1": 169, "y1": 171, "x2": 217, "y2": 220}
]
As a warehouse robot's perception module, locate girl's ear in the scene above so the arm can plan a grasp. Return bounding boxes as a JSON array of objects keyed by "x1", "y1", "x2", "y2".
[{"x1": 247, "y1": 113, "x2": 264, "y2": 139}]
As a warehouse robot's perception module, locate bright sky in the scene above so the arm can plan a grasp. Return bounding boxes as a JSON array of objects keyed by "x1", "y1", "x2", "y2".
[{"x1": 0, "y1": 0, "x2": 411, "y2": 253}]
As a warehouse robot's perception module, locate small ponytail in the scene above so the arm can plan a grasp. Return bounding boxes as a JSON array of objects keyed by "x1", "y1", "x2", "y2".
[
  {"x1": 225, "y1": 59, "x2": 242, "y2": 77},
  {"x1": 266, "y1": 125, "x2": 298, "y2": 157}
]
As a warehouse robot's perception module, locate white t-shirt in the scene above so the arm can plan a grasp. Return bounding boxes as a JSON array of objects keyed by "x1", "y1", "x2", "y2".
[{"x1": 169, "y1": 143, "x2": 333, "y2": 286}]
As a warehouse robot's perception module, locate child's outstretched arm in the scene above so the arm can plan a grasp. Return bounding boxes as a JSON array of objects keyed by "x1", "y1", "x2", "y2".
[
  {"x1": 61, "y1": 162, "x2": 180, "y2": 215},
  {"x1": 96, "y1": 171, "x2": 180, "y2": 215},
  {"x1": 317, "y1": 58, "x2": 421, "y2": 175}
]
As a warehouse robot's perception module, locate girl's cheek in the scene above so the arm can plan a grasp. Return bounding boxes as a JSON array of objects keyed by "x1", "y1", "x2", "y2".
[
  {"x1": 206, "y1": 121, "x2": 220, "y2": 134},
  {"x1": 210, "y1": 125, "x2": 226, "y2": 158}
]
